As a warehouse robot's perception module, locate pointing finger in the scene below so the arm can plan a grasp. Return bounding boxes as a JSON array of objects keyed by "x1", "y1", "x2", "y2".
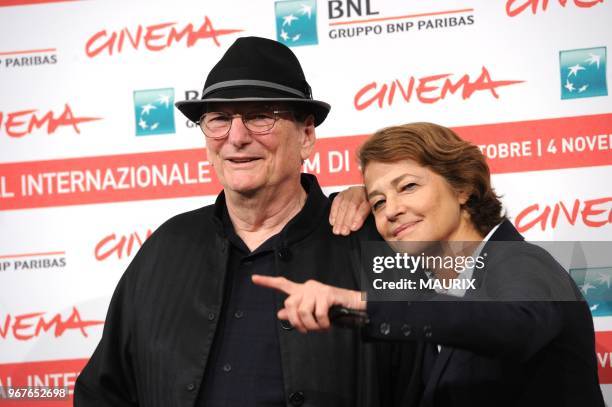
[{"x1": 252, "y1": 275, "x2": 297, "y2": 294}]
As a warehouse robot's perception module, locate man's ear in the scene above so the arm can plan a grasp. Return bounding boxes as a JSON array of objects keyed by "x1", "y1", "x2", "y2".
[{"x1": 300, "y1": 114, "x2": 316, "y2": 160}]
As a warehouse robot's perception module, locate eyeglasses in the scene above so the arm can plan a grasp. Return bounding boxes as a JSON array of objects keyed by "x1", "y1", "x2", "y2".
[{"x1": 196, "y1": 110, "x2": 294, "y2": 139}]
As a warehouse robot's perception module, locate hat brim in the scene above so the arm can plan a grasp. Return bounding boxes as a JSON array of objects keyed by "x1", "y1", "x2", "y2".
[{"x1": 175, "y1": 98, "x2": 331, "y2": 127}]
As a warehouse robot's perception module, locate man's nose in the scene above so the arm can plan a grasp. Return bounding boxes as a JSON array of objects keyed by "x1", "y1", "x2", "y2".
[{"x1": 226, "y1": 116, "x2": 253, "y2": 147}]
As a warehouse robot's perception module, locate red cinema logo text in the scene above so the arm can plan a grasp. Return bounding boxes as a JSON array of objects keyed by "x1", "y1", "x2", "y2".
[
  {"x1": 0, "y1": 307, "x2": 103, "y2": 341},
  {"x1": 95, "y1": 229, "x2": 153, "y2": 261},
  {"x1": 85, "y1": 16, "x2": 242, "y2": 58},
  {"x1": 506, "y1": 0, "x2": 604, "y2": 17},
  {"x1": 515, "y1": 197, "x2": 612, "y2": 233},
  {"x1": 0, "y1": 104, "x2": 101, "y2": 138},
  {"x1": 354, "y1": 66, "x2": 524, "y2": 111}
]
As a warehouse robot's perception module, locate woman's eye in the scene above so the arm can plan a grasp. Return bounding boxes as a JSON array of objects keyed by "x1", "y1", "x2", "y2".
[
  {"x1": 372, "y1": 200, "x2": 385, "y2": 211},
  {"x1": 401, "y1": 183, "x2": 417, "y2": 192}
]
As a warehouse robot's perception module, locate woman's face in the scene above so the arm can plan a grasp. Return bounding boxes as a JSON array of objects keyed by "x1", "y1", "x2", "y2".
[{"x1": 364, "y1": 159, "x2": 474, "y2": 245}]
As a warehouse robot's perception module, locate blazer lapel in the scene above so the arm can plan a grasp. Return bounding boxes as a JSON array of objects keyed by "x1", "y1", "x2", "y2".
[
  {"x1": 421, "y1": 220, "x2": 524, "y2": 406},
  {"x1": 421, "y1": 220, "x2": 521, "y2": 405},
  {"x1": 488, "y1": 219, "x2": 524, "y2": 243}
]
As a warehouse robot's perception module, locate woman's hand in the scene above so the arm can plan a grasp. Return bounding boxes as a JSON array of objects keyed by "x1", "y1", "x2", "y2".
[
  {"x1": 329, "y1": 185, "x2": 370, "y2": 235},
  {"x1": 252, "y1": 275, "x2": 365, "y2": 333}
]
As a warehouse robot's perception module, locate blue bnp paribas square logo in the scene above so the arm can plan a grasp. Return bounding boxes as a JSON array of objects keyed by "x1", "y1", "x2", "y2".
[
  {"x1": 275, "y1": 0, "x2": 318, "y2": 47},
  {"x1": 570, "y1": 267, "x2": 612, "y2": 317},
  {"x1": 560, "y1": 47, "x2": 607, "y2": 100},
  {"x1": 133, "y1": 88, "x2": 176, "y2": 136}
]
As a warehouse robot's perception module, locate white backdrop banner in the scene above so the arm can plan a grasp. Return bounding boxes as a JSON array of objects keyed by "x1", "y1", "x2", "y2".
[{"x1": 1, "y1": 0, "x2": 611, "y2": 405}]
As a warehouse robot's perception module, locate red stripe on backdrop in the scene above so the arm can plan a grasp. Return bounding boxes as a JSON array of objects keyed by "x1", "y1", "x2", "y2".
[
  {"x1": 0, "y1": 0, "x2": 81, "y2": 7},
  {"x1": 0, "y1": 358, "x2": 88, "y2": 406},
  {"x1": 0, "y1": 48, "x2": 56, "y2": 56},
  {"x1": 596, "y1": 331, "x2": 612, "y2": 383},
  {"x1": 455, "y1": 113, "x2": 612, "y2": 173},
  {"x1": 0, "y1": 148, "x2": 223, "y2": 210},
  {"x1": 0, "y1": 251, "x2": 65, "y2": 259},
  {"x1": 0, "y1": 113, "x2": 610, "y2": 210}
]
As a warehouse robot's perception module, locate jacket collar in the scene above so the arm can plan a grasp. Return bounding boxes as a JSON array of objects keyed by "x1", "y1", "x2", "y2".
[
  {"x1": 469, "y1": 218, "x2": 523, "y2": 288},
  {"x1": 488, "y1": 218, "x2": 524, "y2": 242},
  {"x1": 211, "y1": 173, "x2": 329, "y2": 247},
  {"x1": 422, "y1": 218, "x2": 525, "y2": 403}
]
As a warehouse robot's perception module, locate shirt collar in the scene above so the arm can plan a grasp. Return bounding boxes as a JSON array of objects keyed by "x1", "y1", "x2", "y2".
[
  {"x1": 434, "y1": 222, "x2": 502, "y2": 297},
  {"x1": 212, "y1": 174, "x2": 329, "y2": 248}
]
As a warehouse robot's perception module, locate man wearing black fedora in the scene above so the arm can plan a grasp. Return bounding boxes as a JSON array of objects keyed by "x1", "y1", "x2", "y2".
[{"x1": 74, "y1": 37, "x2": 419, "y2": 407}]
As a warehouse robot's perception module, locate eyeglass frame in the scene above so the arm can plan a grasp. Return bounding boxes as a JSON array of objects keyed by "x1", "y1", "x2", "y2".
[{"x1": 195, "y1": 109, "x2": 298, "y2": 140}]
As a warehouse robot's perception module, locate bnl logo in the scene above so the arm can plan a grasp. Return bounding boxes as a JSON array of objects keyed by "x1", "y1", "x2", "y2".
[
  {"x1": 560, "y1": 47, "x2": 607, "y2": 100},
  {"x1": 328, "y1": 0, "x2": 379, "y2": 19},
  {"x1": 133, "y1": 88, "x2": 175, "y2": 136},
  {"x1": 570, "y1": 267, "x2": 612, "y2": 317},
  {"x1": 275, "y1": 0, "x2": 318, "y2": 47}
]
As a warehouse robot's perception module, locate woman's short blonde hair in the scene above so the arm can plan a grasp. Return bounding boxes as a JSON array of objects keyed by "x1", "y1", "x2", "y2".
[{"x1": 358, "y1": 122, "x2": 504, "y2": 236}]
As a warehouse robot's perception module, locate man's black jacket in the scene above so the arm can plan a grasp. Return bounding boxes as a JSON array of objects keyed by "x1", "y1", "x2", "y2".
[{"x1": 74, "y1": 174, "x2": 421, "y2": 407}]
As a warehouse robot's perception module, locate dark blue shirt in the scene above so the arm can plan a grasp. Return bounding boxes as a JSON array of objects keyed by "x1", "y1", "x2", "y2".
[{"x1": 196, "y1": 207, "x2": 285, "y2": 407}]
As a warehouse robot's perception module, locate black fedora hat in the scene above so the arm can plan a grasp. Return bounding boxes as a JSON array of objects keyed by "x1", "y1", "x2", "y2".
[{"x1": 175, "y1": 36, "x2": 330, "y2": 127}]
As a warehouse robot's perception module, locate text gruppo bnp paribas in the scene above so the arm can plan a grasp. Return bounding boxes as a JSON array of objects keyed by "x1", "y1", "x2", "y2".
[{"x1": 327, "y1": 0, "x2": 474, "y2": 40}]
